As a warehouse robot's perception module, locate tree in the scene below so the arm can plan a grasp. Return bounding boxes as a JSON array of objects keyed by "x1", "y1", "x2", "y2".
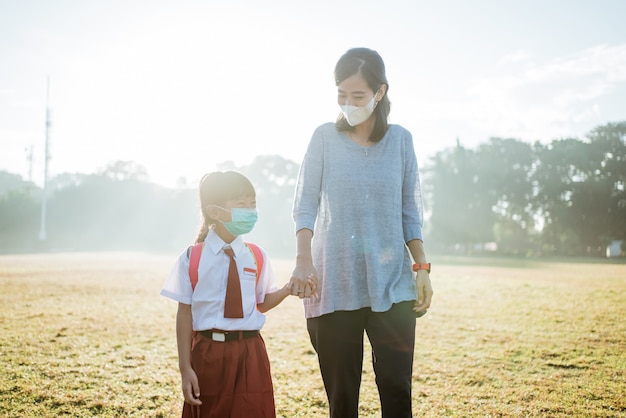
[
  {"x1": 0, "y1": 188, "x2": 40, "y2": 251},
  {"x1": 426, "y1": 138, "x2": 535, "y2": 254},
  {"x1": 532, "y1": 122, "x2": 626, "y2": 255},
  {"x1": 476, "y1": 138, "x2": 535, "y2": 254},
  {"x1": 46, "y1": 169, "x2": 197, "y2": 251},
  {"x1": 426, "y1": 141, "x2": 493, "y2": 252},
  {"x1": 532, "y1": 138, "x2": 589, "y2": 254},
  {"x1": 586, "y1": 122, "x2": 626, "y2": 244},
  {"x1": 0, "y1": 171, "x2": 36, "y2": 195},
  {"x1": 97, "y1": 160, "x2": 149, "y2": 182}
]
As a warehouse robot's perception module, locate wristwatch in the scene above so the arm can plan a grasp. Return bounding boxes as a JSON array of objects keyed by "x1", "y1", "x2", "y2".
[{"x1": 412, "y1": 263, "x2": 431, "y2": 273}]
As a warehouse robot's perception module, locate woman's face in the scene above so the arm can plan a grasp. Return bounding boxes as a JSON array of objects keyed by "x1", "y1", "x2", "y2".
[{"x1": 337, "y1": 74, "x2": 377, "y2": 108}]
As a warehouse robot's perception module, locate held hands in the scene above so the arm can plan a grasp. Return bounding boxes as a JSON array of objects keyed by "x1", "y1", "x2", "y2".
[
  {"x1": 414, "y1": 270, "x2": 433, "y2": 315},
  {"x1": 181, "y1": 366, "x2": 202, "y2": 406},
  {"x1": 289, "y1": 263, "x2": 318, "y2": 299}
]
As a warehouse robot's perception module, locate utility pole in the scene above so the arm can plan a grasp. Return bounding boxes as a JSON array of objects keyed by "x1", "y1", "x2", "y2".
[{"x1": 39, "y1": 77, "x2": 51, "y2": 242}]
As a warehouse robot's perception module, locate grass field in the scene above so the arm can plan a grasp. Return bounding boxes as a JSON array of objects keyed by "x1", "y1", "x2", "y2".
[{"x1": 0, "y1": 253, "x2": 625, "y2": 417}]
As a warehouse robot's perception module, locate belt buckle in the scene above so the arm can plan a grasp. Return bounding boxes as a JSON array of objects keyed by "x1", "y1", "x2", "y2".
[{"x1": 212, "y1": 332, "x2": 226, "y2": 342}]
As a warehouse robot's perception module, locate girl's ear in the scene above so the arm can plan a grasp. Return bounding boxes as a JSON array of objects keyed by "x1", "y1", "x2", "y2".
[{"x1": 205, "y1": 205, "x2": 222, "y2": 222}]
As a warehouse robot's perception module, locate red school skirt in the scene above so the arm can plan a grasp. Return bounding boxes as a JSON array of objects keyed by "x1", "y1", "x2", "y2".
[{"x1": 182, "y1": 331, "x2": 276, "y2": 418}]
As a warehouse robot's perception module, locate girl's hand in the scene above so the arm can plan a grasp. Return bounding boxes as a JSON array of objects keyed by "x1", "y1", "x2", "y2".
[
  {"x1": 181, "y1": 366, "x2": 202, "y2": 406},
  {"x1": 414, "y1": 270, "x2": 433, "y2": 314},
  {"x1": 306, "y1": 274, "x2": 319, "y2": 298}
]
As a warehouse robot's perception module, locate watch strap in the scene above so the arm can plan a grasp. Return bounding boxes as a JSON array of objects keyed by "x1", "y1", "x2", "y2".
[{"x1": 412, "y1": 262, "x2": 431, "y2": 273}]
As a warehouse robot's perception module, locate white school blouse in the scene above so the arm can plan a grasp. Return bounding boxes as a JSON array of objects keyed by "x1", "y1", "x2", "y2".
[{"x1": 160, "y1": 230, "x2": 278, "y2": 331}]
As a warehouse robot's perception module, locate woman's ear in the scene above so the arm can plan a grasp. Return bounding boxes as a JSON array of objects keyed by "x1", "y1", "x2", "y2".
[{"x1": 376, "y1": 84, "x2": 388, "y2": 102}]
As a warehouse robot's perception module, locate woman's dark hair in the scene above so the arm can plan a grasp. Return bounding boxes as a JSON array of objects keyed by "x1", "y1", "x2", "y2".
[
  {"x1": 195, "y1": 171, "x2": 256, "y2": 243},
  {"x1": 334, "y1": 47, "x2": 390, "y2": 142}
]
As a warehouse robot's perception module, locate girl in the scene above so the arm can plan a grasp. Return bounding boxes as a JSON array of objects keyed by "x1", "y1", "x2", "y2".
[
  {"x1": 161, "y1": 171, "x2": 305, "y2": 418},
  {"x1": 290, "y1": 48, "x2": 434, "y2": 417}
]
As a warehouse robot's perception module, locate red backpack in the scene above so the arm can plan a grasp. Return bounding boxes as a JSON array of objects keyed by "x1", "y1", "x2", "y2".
[{"x1": 188, "y1": 241, "x2": 264, "y2": 291}]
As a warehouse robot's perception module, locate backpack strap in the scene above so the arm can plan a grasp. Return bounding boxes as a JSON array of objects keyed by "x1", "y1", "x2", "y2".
[
  {"x1": 245, "y1": 242, "x2": 264, "y2": 283},
  {"x1": 188, "y1": 241, "x2": 264, "y2": 291},
  {"x1": 188, "y1": 242, "x2": 204, "y2": 291}
]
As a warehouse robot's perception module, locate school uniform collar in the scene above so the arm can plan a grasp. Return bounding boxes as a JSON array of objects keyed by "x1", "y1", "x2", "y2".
[{"x1": 206, "y1": 229, "x2": 246, "y2": 257}]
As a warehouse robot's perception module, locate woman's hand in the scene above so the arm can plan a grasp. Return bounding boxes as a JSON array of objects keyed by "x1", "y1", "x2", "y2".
[
  {"x1": 414, "y1": 270, "x2": 433, "y2": 314},
  {"x1": 291, "y1": 228, "x2": 318, "y2": 298},
  {"x1": 405, "y1": 239, "x2": 433, "y2": 315},
  {"x1": 290, "y1": 262, "x2": 318, "y2": 299},
  {"x1": 180, "y1": 366, "x2": 202, "y2": 406}
]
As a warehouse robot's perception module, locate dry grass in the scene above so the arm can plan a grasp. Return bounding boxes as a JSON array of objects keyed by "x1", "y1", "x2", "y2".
[{"x1": 0, "y1": 253, "x2": 624, "y2": 417}]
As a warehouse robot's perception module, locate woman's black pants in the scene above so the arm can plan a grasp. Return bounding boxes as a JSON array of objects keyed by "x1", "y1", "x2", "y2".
[{"x1": 307, "y1": 301, "x2": 416, "y2": 418}]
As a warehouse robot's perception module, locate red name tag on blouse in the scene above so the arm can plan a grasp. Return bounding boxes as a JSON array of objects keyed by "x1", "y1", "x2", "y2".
[{"x1": 244, "y1": 267, "x2": 257, "y2": 275}]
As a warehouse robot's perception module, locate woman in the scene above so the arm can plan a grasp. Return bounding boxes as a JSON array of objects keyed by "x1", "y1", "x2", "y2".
[{"x1": 290, "y1": 47, "x2": 434, "y2": 418}]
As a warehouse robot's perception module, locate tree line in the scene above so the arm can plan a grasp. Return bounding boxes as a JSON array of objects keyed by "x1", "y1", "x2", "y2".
[
  {"x1": 426, "y1": 122, "x2": 626, "y2": 256},
  {"x1": 1, "y1": 122, "x2": 624, "y2": 257},
  {"x1": 0, "y1": 157, "x2": 299, "y2": 256}
]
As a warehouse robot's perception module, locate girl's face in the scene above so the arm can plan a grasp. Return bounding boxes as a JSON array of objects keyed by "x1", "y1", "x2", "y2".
[
  {"x1": 207, "y1": 194, "x2": 256, "y2": 243},
  {"x1": 211, "y1": 195, "x2": 256, "y2": 223},
  {"x1": 337, "y1": 74, "x2": 379, "y2": 108}
]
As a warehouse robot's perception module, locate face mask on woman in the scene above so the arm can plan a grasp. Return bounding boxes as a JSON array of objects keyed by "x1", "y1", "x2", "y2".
[{"x1": 340, "y1": 95, "x2": 377, "y2": 126}]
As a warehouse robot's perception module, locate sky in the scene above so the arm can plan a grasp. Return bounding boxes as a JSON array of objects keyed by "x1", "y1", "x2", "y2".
[{"x1": 1, "y1": 0, "x2": 625, "y2": 188}]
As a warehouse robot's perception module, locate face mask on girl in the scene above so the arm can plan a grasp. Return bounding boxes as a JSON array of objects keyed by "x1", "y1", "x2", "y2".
[
  {"x1": 216, "y1": 207, "x2": 258, "y2": 236},
  {"x1": 340, "y1": 94, "x2": 378, "y2": 126}
]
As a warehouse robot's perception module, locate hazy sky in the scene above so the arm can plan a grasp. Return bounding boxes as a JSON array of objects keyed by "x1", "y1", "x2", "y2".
[{"x1": 1, "y1": 0, "x2": 625, "y2": 187}]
